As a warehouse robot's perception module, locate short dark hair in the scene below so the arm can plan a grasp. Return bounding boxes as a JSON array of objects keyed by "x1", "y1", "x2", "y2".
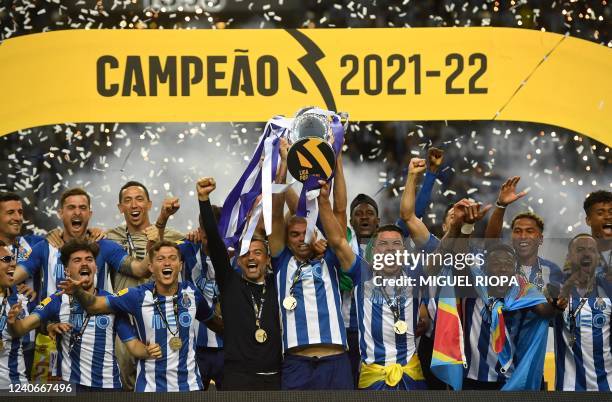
[
  {"x1": 583, "y1": 190, "x2": 612, "y2": 215},
  {"x1": 60, "y1": 239, "x2": 100, "y2": 267},
  {"x1": 119, "y1": 181, "x2": 150, "y2": 203},
  {"x1": 239, "y1": 234, "x2": 270, "y2": 256},
  {"x1": 486, "y1": 241, "x2": 516, "y2": 258},
  {"x1": 60, "y1": 188, "x2": 91, "y2": 208},
  {"x1": 0, "y1": 192, "x2": 22, "y2": 205},
  {"x1": 511, "y1": 212, "x2": 544, "y2": 233},
  {"x1": 149, "y1": 240, "x2": 181, "y2": 262},
  {"x1": 350, "y1": 194, "x2": 378, "y2": 217},
  {"x1": 374, "y1": 224, "x2": 404, "y2": 238}
]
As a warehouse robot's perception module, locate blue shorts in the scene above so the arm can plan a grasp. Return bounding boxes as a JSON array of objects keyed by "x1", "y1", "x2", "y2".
[
  {"x1": 281, "y1": 352, "x2": 353, "y2": 390},
  {"x1": 196, "y1": 347, "x2": 224, "y2": 390}
]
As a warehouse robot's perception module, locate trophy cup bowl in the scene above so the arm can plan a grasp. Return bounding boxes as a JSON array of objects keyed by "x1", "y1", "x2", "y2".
[{"x1": 287, "y1": 107, "x2": 337, "y2": 183}]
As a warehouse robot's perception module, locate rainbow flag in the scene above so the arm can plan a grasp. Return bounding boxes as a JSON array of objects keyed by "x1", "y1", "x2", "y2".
[{"x1": 431, "y1": 282, "x2": 466, "y2": 390}]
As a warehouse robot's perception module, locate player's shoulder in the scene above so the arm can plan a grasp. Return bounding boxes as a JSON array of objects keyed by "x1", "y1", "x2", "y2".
[
  {"x1": 538, "y1": 257, "x2": 561, "y2": 271},
  {"x1": 105, "y1": 225, "x2": 126, "y2": 242},
  {"x1": 22, "y1": 234, "x2": 45, "y2": 246},
  {"x1": 97, "y1": 238, "x2": 121, "y2": 249}
]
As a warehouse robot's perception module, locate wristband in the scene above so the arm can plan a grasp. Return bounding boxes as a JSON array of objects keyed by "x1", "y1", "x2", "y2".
[
  {"x1": 460, "y1": 223, "x2": 475, "y2": 235},
  {"x1": 495, "y1": 201, "x2": 507, "y2": 209}
]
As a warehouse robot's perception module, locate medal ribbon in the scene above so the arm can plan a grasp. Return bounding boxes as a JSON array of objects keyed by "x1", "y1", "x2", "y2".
[
  {"x1": 69, "y1": 293, "x2": 93, "y2": 348},
  {"x1": 248, "y1": 282, "x2": 267, "y2": 329},
  {"x1": 153, "y1": 285, "x2": 180, "y2": 337},
  {"x1": 379, "y1": 283, "x2": 402, "y2": 324}
]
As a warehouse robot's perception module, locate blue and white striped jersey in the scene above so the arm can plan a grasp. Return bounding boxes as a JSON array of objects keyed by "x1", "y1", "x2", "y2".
[
  {"x1": 105, "y1": 281, "x2": 213, "y2": 392},
  {"x1": 462, "y1": 297, "x2": 510, "y2": 383},
  {"x1": 20, "y1": 239, "x2": 127, "y2": 300},
  {"x1": 0, "y1": 288, "x2": 29, "y2": 389},
  {"x1": 273, "y1": 248, "x2": 357, "y2": 351},
  {"x1": 180, "y1": 241, "x2": 223, "y2": 349},
  {"x1": 33, "y1": 289, "x2": 134, "y2": 388},
  {"x1": 12, "y1": 234, "x2": 44, "y2": 347},
  {"x1": 341, "y1": 227, "x2": 362, "y2": 332},
  {"x1": 354, "y1": 264, "x2": 425, "y2": 366},
  {"x1": 553, "y1": 286, "x2": 612, "y2": 391}
]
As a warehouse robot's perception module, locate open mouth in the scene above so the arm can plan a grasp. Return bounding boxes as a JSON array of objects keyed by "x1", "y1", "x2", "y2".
[
  {"x1": 71, "y1": 217, "x2": 83, "y2": 230},
  {"x1": 161, "y1": 268, "x2": 173, "y2": 279},
  {"x1": 298, "y1": 244, "x2": 309, "y2": 250},
  {"x1": 580, "y1": 256, "x2": 593, "y2": 267},
  {"x1": 130, "y1": 211, "x2": 141, "y2": 219},
  {"x1": 79, "y1": 267, "x2": 91, "y2": 278},
  {"x1": 603, "y1": 223, "x2": 612, "y2": 236},
  {"x1": 6, "y1": 267, "x2": 15, "y2": 279},
  {"x1": 247, "y1": 262, "x2": 258, "y2": 271},
  {"x1": 9, "y1": 221, "x2": 21, "y2": 230}
]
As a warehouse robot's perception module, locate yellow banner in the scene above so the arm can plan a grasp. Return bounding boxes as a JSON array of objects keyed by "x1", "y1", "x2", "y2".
[{"x1": 0, "y1": 28, "x2": 610, "y2": 145}]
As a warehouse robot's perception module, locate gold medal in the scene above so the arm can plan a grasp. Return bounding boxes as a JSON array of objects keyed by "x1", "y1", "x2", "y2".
[
  {"x1": 169, "y1": 336, "x2": 183, "y2": 351},
  {"x1": 254, "y1": 328, "x2": 268, "y2": 343},
  {"x1": 394, "y1": 320, "x2": 408, "y2": 335},
  {"x1": 282, "y1": 296, "x2": 297, "y2": 311}
]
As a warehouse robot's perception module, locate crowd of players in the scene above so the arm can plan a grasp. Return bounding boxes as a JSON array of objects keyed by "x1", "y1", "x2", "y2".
[{"x1": 0, "y1": 140, "x2": 611, "y2": 392}]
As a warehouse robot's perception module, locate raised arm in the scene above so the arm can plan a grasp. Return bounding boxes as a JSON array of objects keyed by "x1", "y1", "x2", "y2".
[
  {"x1": 400, "y1": 158, "x2": 431, "y2": 247},
  {"x1": 427, "y1": 199, "x2": 492, "y2": 276},
  {"x1": 318, "y1": 181, "x2": 355, "y2": 271},
  {"x1": 269, "y1": 138, "x2": 288, "y2": 256},
  {"x1": 332, "y1": 152, "x2": 348, "y2": 235},
  {"x1": 196, "y1": 177, "x2": 232, "y2": 289},
  {"x1": 484, "y1": 176, "x2": 527, "y2": 239},
  {"x1": 155, "y1": 197, "x2": 181, "y2": 242},
  {"x1": 415, "y1": 147, "x2": 444, "y2": 218}
]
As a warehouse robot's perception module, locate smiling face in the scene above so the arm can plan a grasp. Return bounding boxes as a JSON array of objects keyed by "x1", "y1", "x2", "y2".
[
  {"x1": 287, "y1": 218, "x2": 312, "y2": 261},
  {"x1": 0, "y1": 200, "x2": 23, "y2": 241},
  {"x1": 237, "y1": 240, "x2": 270, "y2": 282},
  {"x1": 65, "y1": 249, "x2": 97, "y2": 291},
  {"x1": 511, "y1": 218, "x2": 542, "y2": 261},
  {"x1": 118, "y1": 186, "x2": 152, "y2": 231},
  {"x1": 372, "y1": 230, "x2": 404, "y2": 276},
  {"x1": 59, "y1": 195, "x2": 91, "y2": 239},
  {"x1": 568, "y1": 236, "x2": 599, "y2": 278},
  {"x1": 586, "y1": 201, "x2": 612, "y2": 241},
  {"x1": 150, "y1": 246, "x2": 181, "y2": 288},
  {"x1": 0, "y1": 246, "x2": 16, "y2": 288},
  {"x1": 350, "y1": 203, "x2": 379, "y2": 239}
]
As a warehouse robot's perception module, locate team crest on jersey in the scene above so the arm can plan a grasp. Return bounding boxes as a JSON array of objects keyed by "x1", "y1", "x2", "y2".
[
  {"x1": 96, "y1": 315, "x2": 111, "y2": 329},
  {"x1": 592, "y1": 313, "x2": 608, "y2": 329},
  {"x1": 300, "y1": 263, "x2": 323, "y2": 281},
  {"x1": 179, "y1": 311, "x2": 192, "y2": 327},
  {"x1": 180, "y1": 292, "x2": 192, "y2": 308}
]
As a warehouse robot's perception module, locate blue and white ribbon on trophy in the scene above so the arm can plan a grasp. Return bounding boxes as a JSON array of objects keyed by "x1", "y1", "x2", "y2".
[{"x1": 217, "y1": 107, "x2": 347, "y2": 256}]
